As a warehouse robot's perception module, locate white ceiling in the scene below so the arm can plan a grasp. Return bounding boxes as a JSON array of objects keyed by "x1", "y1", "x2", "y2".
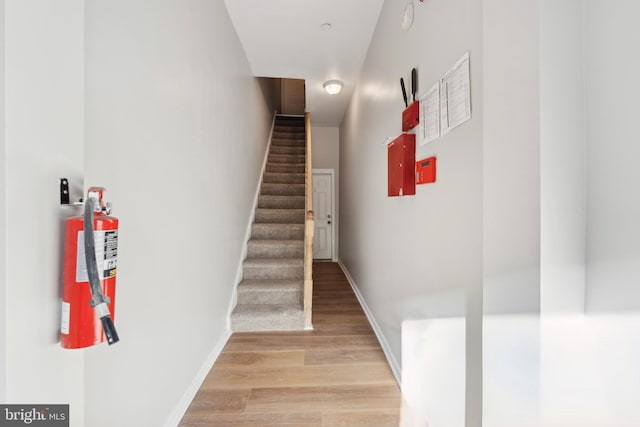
[{"x1": 224, "y1": 0, "x2": 385, "y2": 127}]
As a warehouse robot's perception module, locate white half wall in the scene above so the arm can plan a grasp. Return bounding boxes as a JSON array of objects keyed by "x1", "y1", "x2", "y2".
[
  {"x1": 83, "y1": 1, "x2": 275, "y2": 426},
  {"x1": 4, "y1": 1, "x2": 86, "y2": 425}
]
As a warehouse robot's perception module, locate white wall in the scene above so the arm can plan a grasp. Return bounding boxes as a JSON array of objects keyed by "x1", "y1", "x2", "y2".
[
  {"x1": 312, "y1": 126, "x2": 340, "y2": 170},
  {"x1": 82, "y1": 1, "x2": 275, "y2": 426},
  {"x1": 585, "y1": 0, "x2": 640, "y2": 312},
  {"x1": 342, "y1": 1, "x2": 639, "y2": 426},
  {"x1": 312, "y1": 126, "x2": 339, "y2": 258},
  {"x1": 484, "y1": 2, "x2": 640, "y2": 426},
  {"x1": 1, "y1": 1, "x2": 274, "y2": 425},
  {"x1": 0, "y1": 0, "x2": 6, "y2": 404},
  {"x1": 339, "y1": 0, "x2": 483, "y2": 425},
  {"x1": 4, "y1": 1, "x2": 86, "y2": 424}
]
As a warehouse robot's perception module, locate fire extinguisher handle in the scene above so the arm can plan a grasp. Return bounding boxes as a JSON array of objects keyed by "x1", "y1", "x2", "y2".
[{"x1": 100, "y1": 316, "x2": 120, "y2": 345}]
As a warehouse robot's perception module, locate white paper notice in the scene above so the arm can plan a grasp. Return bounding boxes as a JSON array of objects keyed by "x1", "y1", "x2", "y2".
[
  {"x1": 419, "y1": 82, "x2": 441, "y2": 146},
  {"x1": 440, "y1": 52, "x2": 471, "y2": 135}
]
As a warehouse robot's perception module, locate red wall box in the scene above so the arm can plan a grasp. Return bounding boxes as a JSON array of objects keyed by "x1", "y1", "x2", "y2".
[
  {"x1": 402, "y1": 101, "x2": 420, "y2": 132},
  {"x1": 388, "y1": 133, "x2": 416, "y2": 197}
]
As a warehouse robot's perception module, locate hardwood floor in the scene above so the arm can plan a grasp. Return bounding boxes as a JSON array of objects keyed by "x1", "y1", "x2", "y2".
[{"x1": 179, "y1": 262, "x2": 401, "y2": 427}]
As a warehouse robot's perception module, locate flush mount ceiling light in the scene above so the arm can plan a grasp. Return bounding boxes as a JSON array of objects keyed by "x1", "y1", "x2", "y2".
[
  {"x1": 323, "y1": 80, "x2": 343, "y2": 95},
  {"x1": 321, "y1": 22, "x2": 332, "y2": 31}
]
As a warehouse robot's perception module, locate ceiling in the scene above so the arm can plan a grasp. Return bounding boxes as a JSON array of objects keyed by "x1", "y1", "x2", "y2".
[{"x1": 224, "y1": 0, "x2": 385, "y2": 127}]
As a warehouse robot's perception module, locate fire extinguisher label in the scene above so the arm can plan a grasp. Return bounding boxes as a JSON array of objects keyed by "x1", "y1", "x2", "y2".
[{"x1": 75, "y1": 230, "x2": 118, "y2": 282}]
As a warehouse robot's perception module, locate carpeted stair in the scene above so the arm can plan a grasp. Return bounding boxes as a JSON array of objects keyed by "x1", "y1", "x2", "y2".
[{"x1": 231, "y1": 115, "x2": 307, "y2": 331}]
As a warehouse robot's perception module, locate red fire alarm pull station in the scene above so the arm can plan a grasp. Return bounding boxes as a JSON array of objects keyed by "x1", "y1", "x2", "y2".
[
  {"x1": 388, "y1": 134, "x2": 416, "y2": 197},
  {"x1": 402, "y1": 101, "x2": 420, "y2": 132},
  {"x1": 416, "y1": 156, "x2": 437, "y2": 184}
]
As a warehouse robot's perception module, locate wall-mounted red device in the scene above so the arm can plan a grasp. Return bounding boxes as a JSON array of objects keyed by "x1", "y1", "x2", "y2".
[
  {"x1": 402, "y1": 101, "x2": 420, "y2": 132},
  {"x1": 416, "y1": 156, "x2": 437, "y2": 185},
  {"x1": 388, "y1": 133, "x2": 416, "y2": 197}
]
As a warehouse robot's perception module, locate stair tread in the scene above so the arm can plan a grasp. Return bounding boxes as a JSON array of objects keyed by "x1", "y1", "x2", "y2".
[
  {"x1": 256, "y1": 207, "x2": 305, "y2": 211},
  {"x1": 252, "y1": 222, "x2": 304, "y2": 227},
  {"x1": 238, "y1": 279, "x2": 303, "y2": 289},
  {"x1": 231, "y1": 303, "x2": 304, "y2": 316},
  {"x1": 248, "y1": 239, "x2": 304, "y2": 245},
  {"x1": 258, "y1": 195, "x2": 305, "y2": 201},
  {"x1": 262, "y1": 183, "x2": 305, "y2": 187},
  {"x1": 244, "y1": 258, "x2": 303, "y2": 266}
]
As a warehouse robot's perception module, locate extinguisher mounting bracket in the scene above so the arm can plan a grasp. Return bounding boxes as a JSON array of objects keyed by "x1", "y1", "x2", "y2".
[{"x1": 59, "y1": 178, "x2": 84, "y2": 206}]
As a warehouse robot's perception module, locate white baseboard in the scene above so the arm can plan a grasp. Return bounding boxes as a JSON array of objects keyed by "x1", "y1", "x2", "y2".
[
  {"x1": 164, "y1": 329, "x2": 232, "y2": 427},
  {"x1": 337, "y1": 260, "x2": 401, "y2": 385}
]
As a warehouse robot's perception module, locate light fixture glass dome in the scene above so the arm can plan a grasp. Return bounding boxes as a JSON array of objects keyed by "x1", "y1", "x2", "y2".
[{"x1": 323, "y1": 80, "x2": 343, "y2": 95}]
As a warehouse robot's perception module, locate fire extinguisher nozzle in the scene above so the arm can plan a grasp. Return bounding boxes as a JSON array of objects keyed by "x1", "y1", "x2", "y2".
[{"x1": 100, "y1": 316, "x2": 120, "y2": 345}]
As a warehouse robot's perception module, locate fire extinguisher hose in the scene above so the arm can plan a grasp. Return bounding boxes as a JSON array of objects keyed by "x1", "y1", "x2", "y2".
[{"x1": 84, "y1": 197, "x2": 120, "y2": 345}]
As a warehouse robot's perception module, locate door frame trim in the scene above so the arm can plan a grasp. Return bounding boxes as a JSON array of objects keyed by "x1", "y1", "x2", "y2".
[{"x1": 312, "y1": 168, "x2": 336, "y2": 261}]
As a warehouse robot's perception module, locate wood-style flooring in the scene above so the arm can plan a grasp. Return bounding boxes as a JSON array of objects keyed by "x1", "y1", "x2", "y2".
[{"x1": 179, "y1": 261, "x2": 401, "y2": 427}]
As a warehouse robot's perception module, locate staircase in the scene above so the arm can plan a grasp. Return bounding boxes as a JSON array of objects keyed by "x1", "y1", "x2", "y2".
[{"x1": 231, "y1": 115, "x2": 307, "y2": 331}]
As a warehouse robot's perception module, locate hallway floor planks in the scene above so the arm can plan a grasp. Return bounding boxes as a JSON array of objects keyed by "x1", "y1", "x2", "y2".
[{"x1": 179, "y1": 262, "x2": 401, "y2": 427}]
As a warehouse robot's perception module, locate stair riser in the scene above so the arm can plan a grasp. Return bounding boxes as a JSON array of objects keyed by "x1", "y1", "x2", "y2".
[
  {"x1": 261, "y1": 183, "x2": 305, "y2": 196},
  {"x1": 255, "y1": 209, "x2": 304, "y2": 224},
  {"x1": 272, "y1": 130, "x2": 305, "y2": 138},
  {"x1": 247, "y1": 242, "x2": 304, "y2": 258},
  {"x1": 265, "y1": 164, "x2": 305, "y2": 174},
  {"x1": 237, "y1": 288, "x2": 302, "y2": 305},
  {"x1": 263, "y1": 173, "x2": 305, "y2": 184},
  {"x1": 251, "y1": 224, "x2": 304, "y2": 240},
  {"x1": 258, "y1": 196, "x2": 305, "y2": 209},
  {"x1": 271, "y1": 139, "x2": 305, "y2": 148},
  {"x1": 243, "y1": 264, "x2": 304, "y2": 280},
  {"x1": 268, "y1": 154, "x2": 306, "y2": 164},
  {"x1": 231, "y1": 316, "x2": 305, "y2": 332},
  {"x1": 270, "y1": 146, "x2": 306, "y2": 155},
  {"x1": 274, "y1": 124, "x2": 304, "y2": 132}
]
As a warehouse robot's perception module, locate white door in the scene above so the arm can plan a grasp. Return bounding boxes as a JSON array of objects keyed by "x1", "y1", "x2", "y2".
[{"x1": 312, "y1": 172, "x2": 333, "y2": 260}]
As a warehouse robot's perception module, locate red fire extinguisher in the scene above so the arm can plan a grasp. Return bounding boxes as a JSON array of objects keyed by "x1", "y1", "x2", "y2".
[{"x1": 61, "y1": 187, "x2": 119, "y2": 349}]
